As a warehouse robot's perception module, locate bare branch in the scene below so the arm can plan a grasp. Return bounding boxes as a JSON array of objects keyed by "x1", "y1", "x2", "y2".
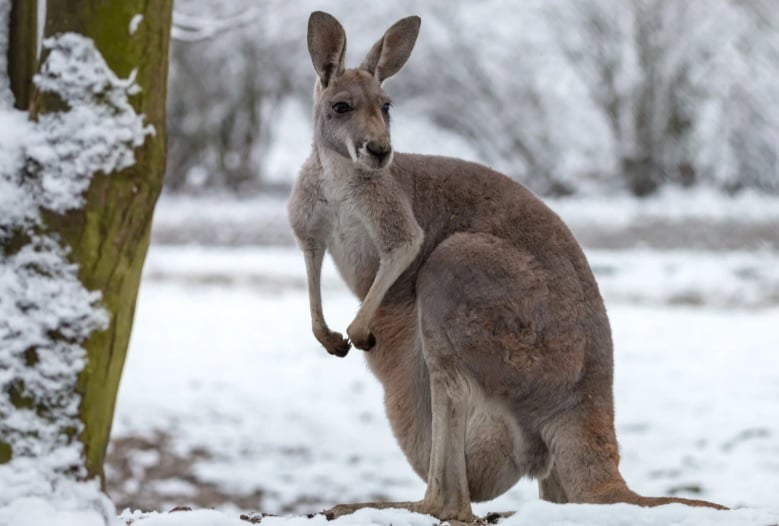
[{"x1": 172, "y1": 8, "x2": 261, "y2": 42}]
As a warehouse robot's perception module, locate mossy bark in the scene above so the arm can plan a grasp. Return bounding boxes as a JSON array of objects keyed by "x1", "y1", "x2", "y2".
[
  {"x1": 32, "y1": 0, "x2": 173, "y2": 483},
  {"x1": 7, "y1": 0, "x2": 38, "y2": 110}
]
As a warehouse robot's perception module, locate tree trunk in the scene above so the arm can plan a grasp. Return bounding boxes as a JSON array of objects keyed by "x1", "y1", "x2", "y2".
[
  {"x1": 31, "y1": 0, "x2": 173, "y2": 483},
  {"x1": 6, "y1": 0, "x2": 37, "y2": 110}
]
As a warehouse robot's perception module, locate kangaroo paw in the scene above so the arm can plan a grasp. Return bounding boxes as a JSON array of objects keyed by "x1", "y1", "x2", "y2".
[
  {"x1": 316, "y1": 329, "x2": 351, "y2": 357},
  {"x1": 347, "y1": 321, "x2": 376, "y2": 351}
]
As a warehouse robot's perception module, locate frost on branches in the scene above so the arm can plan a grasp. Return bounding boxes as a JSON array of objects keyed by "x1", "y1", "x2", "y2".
[{"x1": 0, "y1": 33, "x2": 152, "y2": 522}]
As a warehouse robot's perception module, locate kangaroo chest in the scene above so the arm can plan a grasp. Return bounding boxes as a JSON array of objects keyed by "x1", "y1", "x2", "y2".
[
  {"x1": 316, "y1": 153, "x2": 383, "y2": 299},
  {"x1": 322, "y1": 198, "x2": 379, "y2": 300}
]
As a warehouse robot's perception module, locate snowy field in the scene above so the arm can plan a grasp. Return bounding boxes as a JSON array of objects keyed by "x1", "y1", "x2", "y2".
[{"x1": 105, "y1": 195, "x2": 779, "y2": 525}]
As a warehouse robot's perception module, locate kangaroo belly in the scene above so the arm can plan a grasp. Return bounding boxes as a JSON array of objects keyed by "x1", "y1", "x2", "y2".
[
  {"x1": 371, "y1": 330, "x2": 550, "y2": 503},
  {"x1": 462, "y1": 392, "x2": 551, "y2": 501},
  {"x1": 391, "y1": 382, "x2": 550, "y2": 502}
]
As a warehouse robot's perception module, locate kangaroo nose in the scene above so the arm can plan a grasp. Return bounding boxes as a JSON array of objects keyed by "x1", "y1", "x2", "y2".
[{"x1": 366, "y1": 141, "x2": 391, "y2": 160}]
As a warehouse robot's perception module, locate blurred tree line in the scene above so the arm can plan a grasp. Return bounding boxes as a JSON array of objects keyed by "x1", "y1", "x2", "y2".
[{"x1": 166, "y1": 0, "x2": 779, "y2": 196}]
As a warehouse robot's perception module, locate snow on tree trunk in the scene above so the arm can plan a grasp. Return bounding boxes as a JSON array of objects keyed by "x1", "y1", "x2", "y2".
[
  {"x1": 0, "y1": 1, "x2": 172, "y2": 522},
  {"x1": 0, "y1": 0, "x2": 12, "y2": 106}
]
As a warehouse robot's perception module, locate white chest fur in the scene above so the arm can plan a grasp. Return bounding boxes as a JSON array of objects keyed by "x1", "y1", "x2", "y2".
[
  {"x1": 318, "y1": 150, "x2": 380, "y2": 298},
  {"x1": 327, "y1": 205, "x2": 379, "y2": 298}
]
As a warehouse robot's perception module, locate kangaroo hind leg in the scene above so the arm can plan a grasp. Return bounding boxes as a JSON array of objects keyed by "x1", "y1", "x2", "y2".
[
  {"x1": 541, "y1": 403, "x2": 728, "y2": 509},
  {"x1": 539, "y1": 464, "x2": 568, "y2": 504}
]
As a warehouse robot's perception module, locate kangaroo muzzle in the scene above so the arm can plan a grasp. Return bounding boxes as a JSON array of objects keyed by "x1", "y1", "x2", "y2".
[{"x1": 359, "y1": 139, "x2": 393, "y2": 170}]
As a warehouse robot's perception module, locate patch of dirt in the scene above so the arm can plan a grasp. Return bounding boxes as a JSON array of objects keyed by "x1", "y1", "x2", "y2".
[
  {"x1": 106, "y1": 432, "x2": 508, "y2": 525},
  {"x1": 106, "y1": 431, "x2": 264, "y2": 512}
]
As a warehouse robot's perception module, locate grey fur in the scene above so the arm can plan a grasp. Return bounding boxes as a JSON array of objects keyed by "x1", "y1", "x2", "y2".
[{"x1": 288, "y1": 11, "x2": 726, "y2": 522}]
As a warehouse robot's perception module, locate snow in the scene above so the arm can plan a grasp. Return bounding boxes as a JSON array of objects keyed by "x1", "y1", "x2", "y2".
[
  {"x1": 0, "y1": 110, "x2": 37, "y2": 233},
  {"x1": 31, "y1": 34, "x2": 152, "y2": 213},
  {"x1": 589, "y1": 250, "x2": 779, "y2": 308},
  {"x1": 121, "y1": 507, "x2": 439, "y2": 526},
  {"x1": 116, "y1": 503, "x2": 779, "y2": 526},
  {"x1": 138, "y1": 244, "x2": 779, "y2": 310},
  {"x1": 0, "y1": 31, "x2": 151, "y2": 526},
  {"x1": 98, "y1": 235, "x2": 779, "y2": 525},
  {"x1": 129, "y1": 15, "x2": 144, "y2": 35},
  {"x1": 0, "y1": 240, "x2": 108, "y2": 459},
  {"x1": 0, "y1": 0, "x2": 11, "y2": 107},
  {"x1": 0, "y1": 484, "x2": 116, "y2": 526},
  {"x1": 510, "y1": 501, "x2": 779, "y2": 526}
]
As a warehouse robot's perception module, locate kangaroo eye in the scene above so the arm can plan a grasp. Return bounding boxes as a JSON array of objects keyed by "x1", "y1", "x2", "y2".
[
  {"x1": 382, "y1": 102, "x2": 391, "y2": 113},
  {"x1": 332, "y1": 102, "x2": 352, "y2": 114}
]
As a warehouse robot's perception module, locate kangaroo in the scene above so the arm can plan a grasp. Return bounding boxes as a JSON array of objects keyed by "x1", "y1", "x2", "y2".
[{"x1": 288, "y1": 11, "x2": 726, "y2": 522}]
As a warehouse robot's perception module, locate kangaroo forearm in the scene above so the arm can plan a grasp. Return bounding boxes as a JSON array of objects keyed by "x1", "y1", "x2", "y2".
[
  {"x1": 303, "y1": 245, "x2": 350, "y2": 357},
  {"x1": 303, "y1": 246, "x2": 327, "y2": 332},
  {"x1": 358, "y1": 236, "x2": 421, "y2": 320}
]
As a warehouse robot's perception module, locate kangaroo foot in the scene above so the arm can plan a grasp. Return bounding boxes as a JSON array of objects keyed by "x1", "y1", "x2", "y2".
[
  {"x1": 414, "y1": 496, "x2": 474, "y2": 523},
  {"x1": 320, "y1": 501, "x2": 415, "y2": 520},
  {"x1": 320, "y1": 500, "x2": 485, "y2": 523}
]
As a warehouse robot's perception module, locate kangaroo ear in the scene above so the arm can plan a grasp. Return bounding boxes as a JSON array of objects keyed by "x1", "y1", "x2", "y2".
[
  {"x1": 308, "y1": 11, "x2": 347, "y2": 87},
  {"x1": 360, "y1": 16, "x2": 421, "y2": 84}
]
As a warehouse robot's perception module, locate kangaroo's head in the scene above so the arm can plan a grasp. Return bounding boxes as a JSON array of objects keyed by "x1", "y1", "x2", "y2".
[{"x1": 307, "y1": 11, "x2": 420, "y2": 172}]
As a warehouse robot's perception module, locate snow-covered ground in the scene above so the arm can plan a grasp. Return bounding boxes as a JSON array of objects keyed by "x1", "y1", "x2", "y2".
[{"x1": 106, "y1": 196, "x2": 779, "y2": 525}]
